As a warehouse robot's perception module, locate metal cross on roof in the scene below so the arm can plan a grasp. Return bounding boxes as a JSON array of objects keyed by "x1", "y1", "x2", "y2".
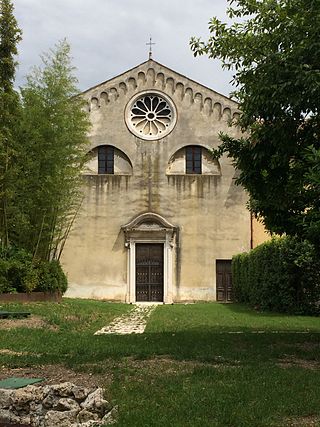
[{"x1": 146, "y1": 36, "x2": 155, "y2": 59}]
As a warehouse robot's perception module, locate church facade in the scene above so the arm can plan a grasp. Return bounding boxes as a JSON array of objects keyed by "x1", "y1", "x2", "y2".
[{"x1": 62, "y1": 59, "x2": 254, "y2": 303}]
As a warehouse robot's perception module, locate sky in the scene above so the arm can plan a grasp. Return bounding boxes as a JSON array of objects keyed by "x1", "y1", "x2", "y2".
[{"x1": 14, "y1": 0, "x2": 234, "y2": 97}]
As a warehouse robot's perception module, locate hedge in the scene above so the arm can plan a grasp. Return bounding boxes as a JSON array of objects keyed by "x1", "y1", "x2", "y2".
[
  {"x1": 0, "y1": 247, "x2": 67, "y2": 295},
  {"x1": 232, "y1": 237, "x2": 320, "y2": 315}
]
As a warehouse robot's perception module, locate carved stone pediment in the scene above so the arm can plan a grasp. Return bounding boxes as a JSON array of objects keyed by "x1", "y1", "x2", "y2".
[
  {"x1": 133, "y1": 221, "x2": 165, "y2": 231},
  {"x1": 121, "y1": 212, "x2": 178, "y2": 245}
]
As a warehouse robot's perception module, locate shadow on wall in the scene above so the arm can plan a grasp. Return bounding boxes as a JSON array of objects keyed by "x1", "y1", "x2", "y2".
[
  {"x1": 225, "y1": 171, "x2": 244, "y2": 208},
  {"x1": 112, "y1": 230, "x2": 125, "y2": 253}
]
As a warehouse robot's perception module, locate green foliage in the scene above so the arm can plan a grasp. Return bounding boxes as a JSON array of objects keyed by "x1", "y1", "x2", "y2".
[
  {"x1": 0, "y1": 0, "x2": 22, "y2": 248},
  {"x1": 0, "y1": 247, "x2": 33, "y2": 293},
  {"x1": 0, "y1": 259, "x2": 10, "y2": 293},
  {"x1": 11, "y1": 39, "x2": 90, "y2": 260},
  {"x1": 0, "y1": 247, "x2": 67, "y2": 294},
  {"x1": 36, "y1": 259, "x2": 67, "y2": 293},
  {"x1": 0, "y1": 3, "x2": 89, "y2": 260},
  {"x1": 232, "y1": 237, "x2": 320, "y2": 315},
  {"x1": 190, "y1": 0, "x2": 320, "y2": 244},
  {"x1": 0, "y1": 0, "x2": 21, "y2": 89}
]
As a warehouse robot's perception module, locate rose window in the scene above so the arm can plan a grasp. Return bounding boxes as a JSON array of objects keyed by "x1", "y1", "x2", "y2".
[{"x1": 125, "y1": 91, "x2": 177, "y2": 140}]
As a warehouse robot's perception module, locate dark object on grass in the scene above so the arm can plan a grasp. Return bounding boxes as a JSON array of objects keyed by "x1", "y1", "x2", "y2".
[
  {"x1": 0, "y1": 311, "x2": 31, "y2": 319},
  {"x1": 0, "y1": 377, "x2": 44, "y2": 389}
]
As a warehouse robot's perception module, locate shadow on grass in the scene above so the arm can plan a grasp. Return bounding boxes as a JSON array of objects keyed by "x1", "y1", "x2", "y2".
[
  {"x1": 1, "y1": 326, "x2": 319, "y2": 369},
  {"x1": 221, "y1": 302, "x2": 319, "y2": 319},
  {"x1": 1, "y1": 301, "x2": 319, "y2": 371}
]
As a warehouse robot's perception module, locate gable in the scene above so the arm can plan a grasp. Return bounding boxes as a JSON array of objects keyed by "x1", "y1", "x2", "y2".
[{"x1": 82, "y1": 59, "x2": 240, "y2": 123}]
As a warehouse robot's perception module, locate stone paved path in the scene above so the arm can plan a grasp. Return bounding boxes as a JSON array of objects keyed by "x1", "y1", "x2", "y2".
[{"x1": 94, "y1": 304, "x2": 157, "y2": 335}]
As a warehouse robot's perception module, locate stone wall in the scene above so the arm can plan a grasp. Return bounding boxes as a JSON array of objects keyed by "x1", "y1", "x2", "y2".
[{"x1": 0, "y1": 382, "x2": 117, "y2": 426}]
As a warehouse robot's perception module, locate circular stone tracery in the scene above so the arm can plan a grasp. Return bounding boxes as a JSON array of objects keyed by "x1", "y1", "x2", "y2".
[{"x1": 125, "y1": 91, "x2": 177, "y2": 140}]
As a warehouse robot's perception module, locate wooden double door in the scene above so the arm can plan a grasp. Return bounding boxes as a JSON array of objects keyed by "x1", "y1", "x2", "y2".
[
  {"x1": 136, "y1": 243, "x2": 164, "y2": 302},
  {"x1": 216, "y1": 260, "x2": 233, "y2": 302}
]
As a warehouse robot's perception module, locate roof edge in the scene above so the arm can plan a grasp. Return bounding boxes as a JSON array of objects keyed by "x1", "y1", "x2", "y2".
[
  {"x1": 81, "y1": 59, "x2": 150, "y2": 95},
  {"x1": 80, "y1": 58, "x2": 236, "y2": 104}
]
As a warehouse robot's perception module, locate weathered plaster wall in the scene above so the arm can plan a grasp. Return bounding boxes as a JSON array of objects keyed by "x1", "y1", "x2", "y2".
[
  {"x1": 252, "y1": 217, "x2": 271, "y2": 248},
  {"x1": 62, "y1": 59, "x2": 251, "y2": 301}
]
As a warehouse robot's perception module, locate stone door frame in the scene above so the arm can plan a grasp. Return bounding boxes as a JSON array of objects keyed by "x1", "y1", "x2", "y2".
[{"x1": 121, "y1": 212, "x2": 177, "y2": 304}]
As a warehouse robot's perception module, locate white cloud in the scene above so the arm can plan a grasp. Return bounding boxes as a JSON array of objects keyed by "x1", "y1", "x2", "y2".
[{"x1": 14, "y1": 0, "x2": 234, "y2": 96}]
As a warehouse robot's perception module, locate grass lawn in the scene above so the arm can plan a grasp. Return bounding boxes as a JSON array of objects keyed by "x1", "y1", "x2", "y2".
[{"x1": 0, "y1": 299, "x2": 320, "y2": 426}]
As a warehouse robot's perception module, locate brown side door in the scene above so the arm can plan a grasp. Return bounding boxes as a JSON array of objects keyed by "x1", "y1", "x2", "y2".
[
  {"x1": 216, "y1": 260, "x2": 232, "y2": 302},
  {"x1": 136, "y1": 244, "x2": 164, "y2": 302}
]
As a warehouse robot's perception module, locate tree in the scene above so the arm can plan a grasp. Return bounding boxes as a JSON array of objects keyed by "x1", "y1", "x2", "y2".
[
  {"x1": 14, "y1": 40, "x2": 90, "y2": 260},
  {"x1": 190, "y1": 0, "x2": 320, "y2": 245},
  {"x1": 0, "y1": 0, "x2": 22, "y2": 248}
]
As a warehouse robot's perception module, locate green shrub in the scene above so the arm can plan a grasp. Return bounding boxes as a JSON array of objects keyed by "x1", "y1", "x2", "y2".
[
  {"x1": 22, "y1": 267, "x2": 40, "y2": 293},
  {"x1": 232, "y1": 237, "x2": 320, "y2": 315},
  {"x1": 0, "y1": 248, "x2": 33, "y2": 293},
  {"x1": 0, "y1": 259, "x2": 12, "y2": 293},
  {"x1": 0, "y1": 247, "x2": 68, "y2": 294},
  {"x1": 36, "y1": 260, "x2": 68, "y2": 294}
]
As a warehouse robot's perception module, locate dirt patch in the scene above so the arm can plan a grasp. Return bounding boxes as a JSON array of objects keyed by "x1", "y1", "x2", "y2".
[
  {"x1": 122, "y1": 356, "x2": 197, "y2": 375},
  {"x1": 281, "y1": 415, "x2": 320, "y2": 426},
  {"x1": 0, "y1": 364, "x2": 112, "y2": 389},
  {"x1": 273, "y1": 341, "x2": 320, "y2": 352},
  {"x1": 0, "y1": 349, "x2": 30, "y2": 356},
  {"x1": 295, "y1": 342, "x2": 320, "y2": 352},
  {"x1": 277, "y1": 356, "x2": 320, "y2": 370},
  {"x1": 102, "y1": 355, "x2": 239, "y2": 377},
  {"x1": 0, "y1": 357, "x2": 237, "y2": 393},
  {"x1": 0, "y1": 315, "x2": 57, "y2": 331}
]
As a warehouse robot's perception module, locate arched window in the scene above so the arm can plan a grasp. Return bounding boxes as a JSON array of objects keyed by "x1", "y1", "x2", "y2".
[
  {"x1": 166, "y1": 145, "x2": 220, "y2": 176},
  {"x1": 84, "y1": 145, "x2": 132, "y2": 175}
]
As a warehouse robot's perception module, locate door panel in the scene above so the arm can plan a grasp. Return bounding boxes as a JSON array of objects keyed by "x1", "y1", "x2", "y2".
[
  {"x1": 136, "y1": 244, "x2": 164, "y2": 302},
  {"x1": 216, "y1": 260, "x2": 232, "y2": 302}
]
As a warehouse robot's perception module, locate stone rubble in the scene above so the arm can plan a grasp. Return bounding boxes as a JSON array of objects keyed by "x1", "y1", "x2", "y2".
[
  {"x1": 94, "y1": 303, "x2": 157, "y2": 335},
  {"x1": 0, "y1": 382, "x2": 117, "y2": 426}
]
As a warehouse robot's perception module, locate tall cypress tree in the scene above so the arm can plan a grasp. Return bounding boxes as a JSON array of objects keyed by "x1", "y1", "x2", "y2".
[{"x1": 0, "y1": 0, "x2": 22, "y2": 248}]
